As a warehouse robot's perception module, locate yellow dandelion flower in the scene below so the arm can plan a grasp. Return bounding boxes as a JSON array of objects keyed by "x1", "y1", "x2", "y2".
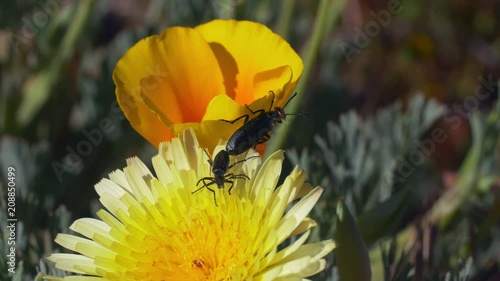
[
  {"x1": 112, "y1": 19, "x2": 303, "y2": 154},
  {"x1": 45, "y1": 129, "x2": 334, "y2": 281}
]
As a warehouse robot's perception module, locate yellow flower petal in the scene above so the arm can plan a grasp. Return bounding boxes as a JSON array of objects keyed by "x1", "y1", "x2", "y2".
[
  {"x1": 276, "y1": 186, "x2": 323, "y2": 244},
  {"x1": 47, "y1": 253, "x2": 94, "y2": 275},
  {"x1": 196, "y1": 20, "x2": 303, "y2": 105},
  {"x1": 113, "y1": 20, "x2": 303, "y2": 155},
  {"x1": 170, "y1": 120, "x2": 237, "y2": 157},
  {"x1": 260, "y1": 230, "x2": 310, "y2": 269},
  {"x1": 139, "y1": 27, "x2": 226, "y2": 124},
  {"x1": 113, "y1": 25, "x2": 226, "y2": 148},
  {"x1": 112, "y1": 36, "x2": 174, "y2": 147},
  {"x1": 289, "y1": 217, "x2": 317, "y2": 237}
]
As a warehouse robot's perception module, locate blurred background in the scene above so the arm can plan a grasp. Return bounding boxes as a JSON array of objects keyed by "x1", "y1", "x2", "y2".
[{"x1": 0, "y1": 0, "x2": 499, "y2": 280}]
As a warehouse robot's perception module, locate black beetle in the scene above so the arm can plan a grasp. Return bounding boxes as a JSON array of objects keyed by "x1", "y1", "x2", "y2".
[
  {"x1": 192, "y1": 149, "x2": 259, "y2": 205},
  {"x1": 222, "y1": 91, "x2": 309, "y2": 156}
]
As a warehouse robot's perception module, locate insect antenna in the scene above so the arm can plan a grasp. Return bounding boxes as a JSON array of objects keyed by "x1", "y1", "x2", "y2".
[
  {"x1": 285, "y1": 112, "x2": 311, "y2": 118},
  {"x1": 282, "y1": 92, "x2": 298, "y2": 110}
]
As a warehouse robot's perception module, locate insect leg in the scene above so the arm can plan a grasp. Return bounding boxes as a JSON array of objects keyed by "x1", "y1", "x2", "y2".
[
  {"x1": 226, "y1": 179, "x2": 235, "y2": 195},
  {"x1": 232, "y1": 174, "x2": 250, "y2": 180},
  {"x1": 244, "y1": 105, "x2": 265, "y2": 116},
  {"x1": 219, "y1": 114, "x2": 250, "y2": 124},
  {"x1": 192, "y1": 185, "x2": 206, "y2": 194},
  {"x1": 205, "y1": 183, "x2": 218, "y2": 206},
  {"x1": 193, "y1": 178, "x2": 212, "y2": 194},
  {"x1": 225, "y1": 173, "x2": 251, "y2": 195},
  {"x1": 254, "y1": 133, "x2": 271, "y2": 145},
  {"x1": 227, "y1": 155, "x2": 260, "y2": 170}
]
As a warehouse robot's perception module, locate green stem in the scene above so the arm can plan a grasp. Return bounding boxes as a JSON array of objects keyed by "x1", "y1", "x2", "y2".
[
  {"x1": 16, "y1": 0, "x2": 96, "y2": 126},
  {"x1": 265, "y1": 0, "x2": 348, "y2": 157},
  {"x1": 214, "y1": 0, "x2": 237, "y2": 19},
  {"x1": 275, "y1": 0, "x2": 296, "y2": 39}
]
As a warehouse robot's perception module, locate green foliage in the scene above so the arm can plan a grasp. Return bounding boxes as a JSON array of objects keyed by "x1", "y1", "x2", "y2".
[
  {"x1": 336, "y1": 198, "x2": 371, "y2": 281},
  {"x1": 289, "y1": 95, "x2": 500, "y2": 280},
  {"x1": 379, "y1": 241, "x2": 474, "y2": 281},
  {"x1": 289, "y1": 94, "x2": 445, "y2": 238},
  {"x1": 1, "y1": 0, "x2": 499, "y2": 280}
]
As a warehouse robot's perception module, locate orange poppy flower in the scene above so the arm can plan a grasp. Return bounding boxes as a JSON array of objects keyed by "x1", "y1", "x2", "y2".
[{"x1": 113, "y1": 19, "x2": 303, "y2": 154}]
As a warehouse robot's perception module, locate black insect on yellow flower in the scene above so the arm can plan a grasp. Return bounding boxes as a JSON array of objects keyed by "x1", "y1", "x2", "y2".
[
  {"x1": 222, "y1": 91, "x2": 310, "y2": 156},
  {"x1": 193, "y1": 149, "x2": 259, "y2": 205}
]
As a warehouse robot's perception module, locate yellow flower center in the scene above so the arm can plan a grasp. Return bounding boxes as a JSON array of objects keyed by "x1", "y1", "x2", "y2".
[{"x1": 120, "y1": 188, "x2": 268, "y2": 280}]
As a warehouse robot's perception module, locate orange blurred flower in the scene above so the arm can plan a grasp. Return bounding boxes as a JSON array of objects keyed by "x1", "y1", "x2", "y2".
[{"x1": 113, "y1": 19, "x2": 303, "y2": 153}]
